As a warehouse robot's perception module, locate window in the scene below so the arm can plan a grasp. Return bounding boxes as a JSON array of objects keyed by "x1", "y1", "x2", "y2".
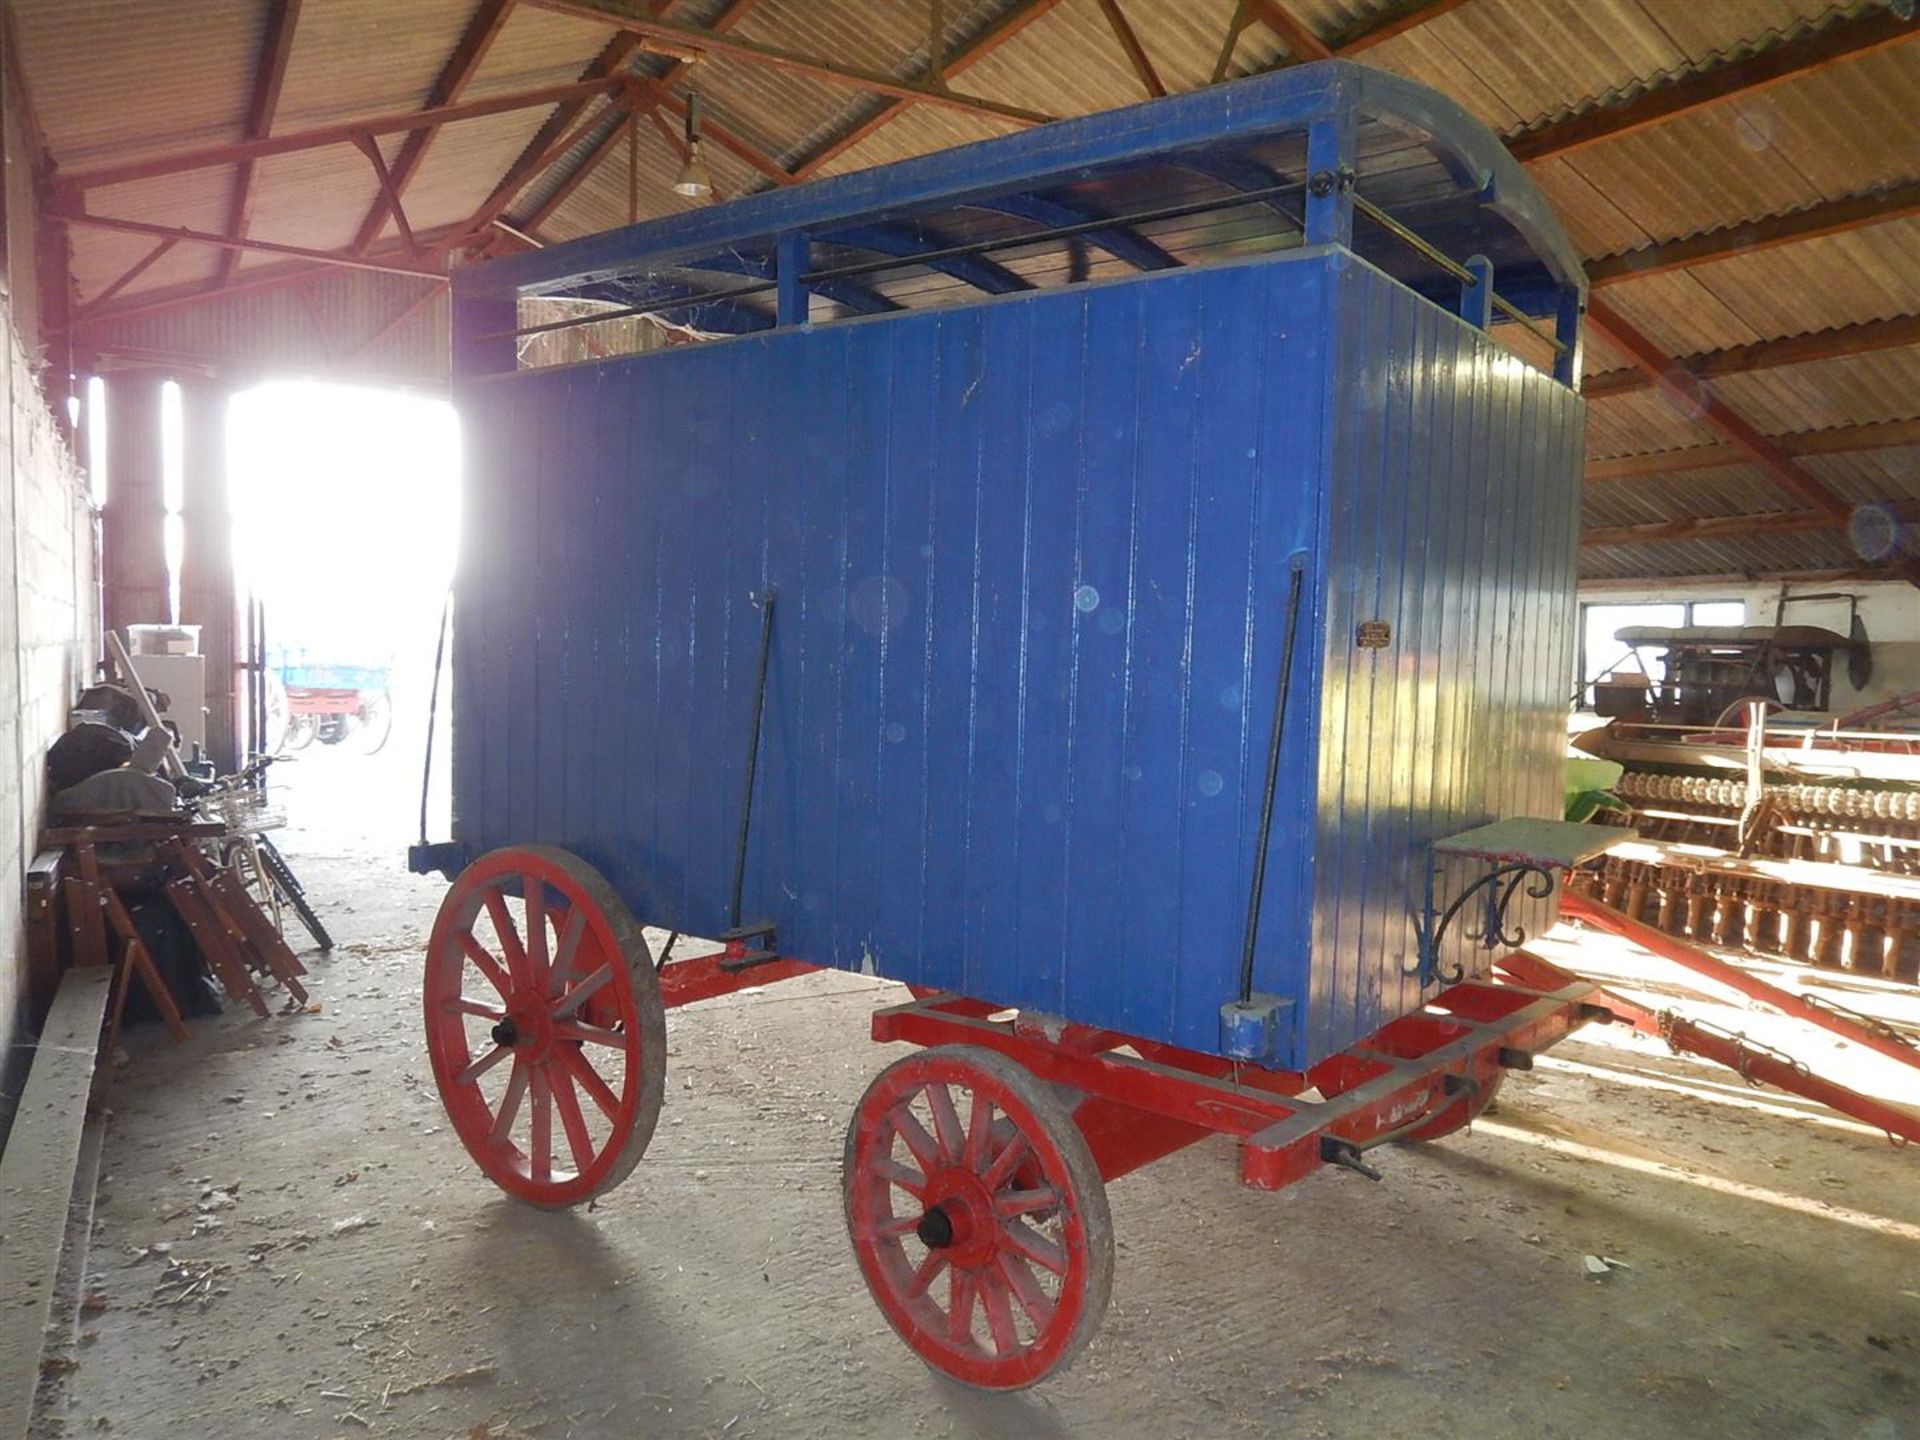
[{"x1": 1577, "y1": 598, "x2": 1747, "y2": 708}]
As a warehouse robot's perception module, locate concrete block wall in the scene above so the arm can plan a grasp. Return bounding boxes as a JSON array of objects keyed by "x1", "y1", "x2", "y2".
[{"x1": 0, "y1": 300, "x2": 96, "y2": 1074}]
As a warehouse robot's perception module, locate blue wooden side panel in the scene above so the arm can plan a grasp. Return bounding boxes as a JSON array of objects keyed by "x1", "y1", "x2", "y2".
[
  {"x1": 1303, "y1": 256, "x2": 1583, "y2": 1064},
  {"x1": 453, "y1": 256, "x2": 1330, "y2": 1060}
]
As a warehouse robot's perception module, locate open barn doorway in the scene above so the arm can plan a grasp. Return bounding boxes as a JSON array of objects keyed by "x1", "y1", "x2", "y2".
[{"x1": 228, "y1": 380, "x2": 460, "y2": 858}]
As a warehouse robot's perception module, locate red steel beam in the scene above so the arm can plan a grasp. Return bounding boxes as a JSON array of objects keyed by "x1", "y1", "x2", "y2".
[
  {"x1": 1585, "y1": 297, "x2": 1852, "y2": 521},
  {"x1": 1246, "y1": 0, "x2": 1333, "y2": 61},
  {"x1": 1508, "y1": 8, "x2": 1920, "y2": 164},
  {"x1": 521, "y1": 0, "x2": 1055, "y2": 127},
  {"x1": 1497, "y1": 950, "x2": 1920, "y2": 1146},
  {"x1": 1583, "y1": 313, "x2": 1920, "y2": 400},
  {"x1": 349, "y1": 0, "x2": 517, "y2": 254},
  {"x1": 219, "y1": 0, "x2": 303, "y2": 289},
  {"x1": 1094, "y1": 0, "x2": 1166, "y2": 98},
  {"x1": 58, "y1": 75, "x2": 627, "y2": 191},
  {"x1": 56, "y1": 211, "x2": 445, "y2": 278},
  {"x1": 1588, "y1": 181, "x2": 1920, "y2": 289}
]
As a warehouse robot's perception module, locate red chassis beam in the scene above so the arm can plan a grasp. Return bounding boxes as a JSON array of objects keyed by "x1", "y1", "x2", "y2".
[
  {"x1": 872, "y1": 972, "x2": 1608, "y2": 1191},
  {"x1": 657, "y1": 940, "x2": 816, "y2": 1009},
  {"x1": 1497, "y1": 949, "x2": 1920, "y2": 1146}
]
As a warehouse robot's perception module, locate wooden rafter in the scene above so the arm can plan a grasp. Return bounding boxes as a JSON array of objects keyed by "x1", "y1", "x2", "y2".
[
  {"x1": 1583, "y1": 499, "x2": 1920, "y2": 550},
  {"x1": 58, "y1": 76, "x2": 626, "y2": 191},
  {"x1": 353, "y1": 133, "x2": 419, "y2": 253},
  {"x1": 522, "y1": 0, "x2": 1054, "y2": 126},
  {"x1": 1094, "y1": 0, "x2": 1164, "y2": 98},
  {"x1": 1246, "y1": 0, "x2": 1332, "y2": 61},
  {"x1": 1584, "y1": 298, "x2": 1852, "y2": 521},
  {"x1": 1326, "y1": 0, "x2": 1470, "y2": 55},
  {"x1": 1588, "y1": 181, "x2": 1920, "y2": 289},
  {"x1": 345, "y1": 282, "x2": 448, "y2": 365},
  {"x1": 448, "y1": 32, "x2": 649, "y2": 256},
  {"x1": 349, "y1": 0, "x2": 517, "y2": 254},
  {"x1": 219, "y1": 0, "x2": 302, "y2": 288},
  {"x1": 76, "y1": 238, "x2": 180, "y2": 319},
  {"x1": 1509, "y1": 8, "x2": 1920, "y2": 164},
  {"x1": 790, "y1": 0, "x2": 1068, "y2": 181},
  {"x1": 436, "y1": 94, "x2": 631, "y2": 254},
  {"x1": 494, "y1": 0, "x2": 773, "y2": 240},
  {"x1": 56, "y1": 211, "x2": 445, "y2": 279},
  {"x1": 1584, "y1": 313, "x2": 1920, "y2": 401},
  {"x1": 1587, "y1": 418, "x2": 1920, "y2": 482},
  {"x1": 69, "y1": 236, "x2": 453, "y2": 332},
  {"x1": 522, "y1": 122, "x2": 627, "y2": 235}
]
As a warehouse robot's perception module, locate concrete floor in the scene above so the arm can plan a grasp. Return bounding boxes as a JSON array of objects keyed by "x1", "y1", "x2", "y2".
[{"x1": 31, "y1": 744, "x2": 1920, "y2": 1440}]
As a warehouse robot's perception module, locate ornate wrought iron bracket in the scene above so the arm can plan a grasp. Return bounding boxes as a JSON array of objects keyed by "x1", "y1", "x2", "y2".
[{"x1": 1410, "y1": 860, "x2": 1560, "y2": 987}]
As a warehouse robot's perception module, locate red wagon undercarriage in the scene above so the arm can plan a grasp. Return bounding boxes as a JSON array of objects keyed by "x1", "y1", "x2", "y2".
[{"x1": 409, "y1": 845, "x2": 1918, "y2": 1388}]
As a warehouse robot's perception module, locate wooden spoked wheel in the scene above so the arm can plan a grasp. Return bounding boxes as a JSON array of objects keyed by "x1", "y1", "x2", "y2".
[
  {"x1": 844, "y1": 1046, "x2": 1113, "y2": 1390},
  {"x1": 425, "y1": 847, "x2": 666, "y2": 1208},
  {"x1": 1399, "y1": 1070, "x2": 1505, "y2": 1144}
]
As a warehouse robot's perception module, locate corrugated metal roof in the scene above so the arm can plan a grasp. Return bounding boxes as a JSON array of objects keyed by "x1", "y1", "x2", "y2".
[{"x1": 16, "y1": 0, "x2": 1916, "y2": 582}]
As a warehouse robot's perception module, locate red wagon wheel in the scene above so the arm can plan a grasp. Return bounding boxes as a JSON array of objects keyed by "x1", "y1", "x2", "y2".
[
  {"x1": 843, "y1": 1045, "x2": 1113, "y2": 1390},
  {"x1": 1399, "y1": 1070, "x2": 1505, "y2": 1144},
  {"x1": 424, "y1": 846, "x2": 666, "y2": 1208}
]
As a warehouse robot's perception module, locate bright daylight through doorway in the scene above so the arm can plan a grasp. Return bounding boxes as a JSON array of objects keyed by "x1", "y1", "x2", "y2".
[{"x1": 227, "y1": 380, "x2": 460, "y2": 852}]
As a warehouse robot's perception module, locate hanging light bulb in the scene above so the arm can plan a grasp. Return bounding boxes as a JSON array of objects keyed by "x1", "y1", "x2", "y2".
[{"x1": 673, "y1": 83, "x2": 713, "y2": 200}]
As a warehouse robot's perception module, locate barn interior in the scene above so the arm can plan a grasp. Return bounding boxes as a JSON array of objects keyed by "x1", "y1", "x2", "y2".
[{"x1": 0, "y1": 3, "x2": 1917, "y2": 1437}]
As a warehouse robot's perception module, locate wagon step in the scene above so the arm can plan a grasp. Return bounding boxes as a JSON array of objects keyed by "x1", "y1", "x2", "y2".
[
  {"x1": 718, "y1": 948, "x2": 784, "y2": 973},
  {"x1": 715, "y1": 921, "x2": 782, "y2": 973}
]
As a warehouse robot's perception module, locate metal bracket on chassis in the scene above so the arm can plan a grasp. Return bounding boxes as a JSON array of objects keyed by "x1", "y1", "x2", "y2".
[
  {"x1": 870, "y1": 973, "x2": 1608, "y2": 1194},
  {"x1": 657, "y1": 936, "x2": 815, "y2": 1010}
]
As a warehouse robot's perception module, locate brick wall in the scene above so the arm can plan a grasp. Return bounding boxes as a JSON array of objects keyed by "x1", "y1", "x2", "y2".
[{"x1": 0, "y1": 303, "x2": 95, "y2": 1075}]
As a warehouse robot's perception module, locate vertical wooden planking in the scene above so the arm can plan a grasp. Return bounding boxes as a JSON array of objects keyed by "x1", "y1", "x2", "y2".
[
  {"x1": 1170, "y1": 268, "x2": 1268, "y2": 1040},
  {"x1": 922, "y1": 310, "x2": 986, "y2": 993},
  {"x1": 1112, "y1": 276, "x2": 1203, "y2": 1038},
  {"x1": 1059, "y1": 284, "x2": 1143, "y2": 1029},
  {"x1": 876, "y1": 320, "x2": 937, "y2": 984},
  {"x1": 1011, "y1": 293, "x2": 1086, "y2": 1013},
  {"x1": 837, "y1": 327, "x2": 890, "y2": 968}
]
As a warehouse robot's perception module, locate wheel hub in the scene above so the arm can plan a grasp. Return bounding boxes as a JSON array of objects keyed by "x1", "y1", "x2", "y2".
[
  {"x1": 497, "y1": 991, "x2": 556, "y2": 1061},
  {"x1": 922, "y1": 1168, "x2": 999, "y2": 1269}
]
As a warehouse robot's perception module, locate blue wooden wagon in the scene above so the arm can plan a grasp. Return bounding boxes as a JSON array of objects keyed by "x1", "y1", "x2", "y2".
[{"x1": 416, "y1": 58, "x2": 1618, "y2": 1388}]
